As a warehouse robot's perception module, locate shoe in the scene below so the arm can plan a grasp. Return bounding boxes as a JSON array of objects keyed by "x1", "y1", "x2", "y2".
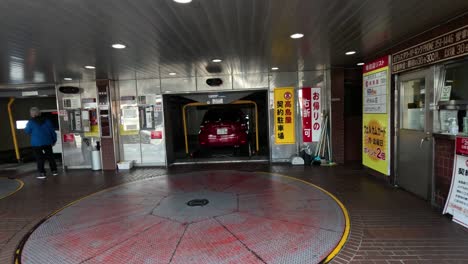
[
  {"x1": 36, "y1": 173, "x2": 46, "y2": 179},
  {"x1": 52, "y1": 171, "x2": 58, "y2": 176}
]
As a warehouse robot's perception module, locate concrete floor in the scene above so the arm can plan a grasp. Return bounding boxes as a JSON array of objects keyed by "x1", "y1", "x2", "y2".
[{"x1": 0, "y1": 163, "x2": 467, "y2": 263}]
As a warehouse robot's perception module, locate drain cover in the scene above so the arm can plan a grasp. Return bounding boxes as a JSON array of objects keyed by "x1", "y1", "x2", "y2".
[{"x1": 186, "y1": 199, "x2": 209, "y2": 207}]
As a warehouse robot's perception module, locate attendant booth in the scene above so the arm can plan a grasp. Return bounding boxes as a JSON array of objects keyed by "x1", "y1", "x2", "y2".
[{"x1": 391, "y1": 23, "x2": 468, "y2": 208}]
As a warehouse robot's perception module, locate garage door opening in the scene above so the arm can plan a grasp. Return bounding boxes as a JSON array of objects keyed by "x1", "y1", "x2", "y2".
[{"x1": 164, "y1": 90, "x2": 269, "y2": 164}]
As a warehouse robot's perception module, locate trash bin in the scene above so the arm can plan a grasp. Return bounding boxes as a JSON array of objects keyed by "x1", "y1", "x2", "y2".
[{"x1": 91, "y1": 150, "x2": 101, "y2": 171}]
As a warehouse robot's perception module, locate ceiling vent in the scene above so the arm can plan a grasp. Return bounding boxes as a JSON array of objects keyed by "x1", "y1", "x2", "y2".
[
  {"x1": 206, "y1": 78, "x2": 223, "y2": 87},
  {"x1": 59, "y1": 86, "x2": 81, "y2": 94}
]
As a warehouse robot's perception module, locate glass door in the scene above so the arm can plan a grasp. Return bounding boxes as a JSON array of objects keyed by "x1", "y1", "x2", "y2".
[{"x1": 397, "y1": 68, "x2": 434, "y2": 200}]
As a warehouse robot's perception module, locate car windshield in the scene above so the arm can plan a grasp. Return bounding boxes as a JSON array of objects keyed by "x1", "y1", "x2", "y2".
[{"x1": 203, "y1": 109, "x2": 243, "y2": 122}]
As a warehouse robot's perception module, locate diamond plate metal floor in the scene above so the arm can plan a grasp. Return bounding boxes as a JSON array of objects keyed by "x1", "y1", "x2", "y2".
[
  {"x1": 19, "y1": 171, "x2": 347, "y2": 264},
  {"x1": 0, "y1": 178, "x2": 23, "y2": 200}
]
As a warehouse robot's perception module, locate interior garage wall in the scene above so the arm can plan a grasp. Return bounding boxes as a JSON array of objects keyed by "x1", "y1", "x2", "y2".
[{"x1": 67, "y1": 70, "x2": 331, "y2": 165}]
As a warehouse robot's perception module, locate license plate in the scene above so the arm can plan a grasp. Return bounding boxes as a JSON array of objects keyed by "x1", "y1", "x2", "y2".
[{"x1": 217, "y1": 128, "x2": 228, "y2": 135}]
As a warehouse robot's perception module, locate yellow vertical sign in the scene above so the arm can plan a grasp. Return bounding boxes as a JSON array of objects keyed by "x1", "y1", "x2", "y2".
[
  {"x1": 274, "y1": 87, "x2": 295, "y2": 144},
  {"x1": 362, "y1": 56, "x2": 391, "y2": 175}
]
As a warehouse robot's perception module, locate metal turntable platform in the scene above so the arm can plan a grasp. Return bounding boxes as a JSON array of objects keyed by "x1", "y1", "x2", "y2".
[{"x1": 20, "y1": 171, "x2": 348, "y2": 264}]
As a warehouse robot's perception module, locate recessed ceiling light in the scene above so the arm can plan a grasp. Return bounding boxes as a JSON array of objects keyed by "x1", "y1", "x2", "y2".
[
  {"x1": 112, "y1": 43, "x2": 126, "y2": 49},
  {"x1": 173, "y1": 0, "x2": 192, "y2": 3},
  {"x1": 357, "y1": 62, "x2": 364, "y2": 66},
  {"x1": 290, "y1": 33, "x2": 304, "y2": 39},
  {"x1": 212, "y1": 59, "x2": 222, "y2": 63},
  {"x1": 271, "y1": 67, "x2": 279, "y2": 71},
  {"x1": 64, "y1": 77, "x2": 73, "y2": 81},
  {"x1": 345, "y1": 51, "x2": 357, "y2": 55},
  {"x1": 84, "y1": 65, "x2": 95, "y2": 69},
  {"x1": 169, "y1": 72, "x2": 177, "y2": 76}
]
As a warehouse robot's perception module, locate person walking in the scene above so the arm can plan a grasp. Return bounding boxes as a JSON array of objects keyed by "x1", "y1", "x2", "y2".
[{"x1": 25, "y1": 107, "x2": 58, "y2": 179}]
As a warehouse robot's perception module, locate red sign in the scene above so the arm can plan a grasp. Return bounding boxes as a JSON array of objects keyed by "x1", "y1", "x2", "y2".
[
  {"x1": 151, "y1": 131, "x2": 163, "y2": 139},
  {"x1": 456, "y1": 136, "x2": 468, "y2": 156},
  {"x1": 363, "y1": 56, "x2": 389, "y2": 74},
  {"x1": 302, "y1": 88, "x2": 312, "y2": 143},
  {"x1": 63, "y1": 134, "x2": 75, "y2": 143}
]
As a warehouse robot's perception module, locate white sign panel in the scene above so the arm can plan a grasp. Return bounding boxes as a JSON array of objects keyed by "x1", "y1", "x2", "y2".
[
  {"x1": 444, "y1": 137, "x2": 468, "y2": 228},
  {"x1": 22, "y1": 91, "x2": 39, "y2": 96},
  {"x1": 440, "y1": 86, "x2": 452, "y2": 102},
  {"x1": 363, "y1": 70, "x2": 388, "y2": 114},
  {"x1": 311, "y1": 88, "x2": 322, "y2": 142}
]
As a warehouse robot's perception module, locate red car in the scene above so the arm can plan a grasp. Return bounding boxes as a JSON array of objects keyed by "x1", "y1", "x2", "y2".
[{"x1": 198, "y1": 108, "x2": 249, "y2": 149}]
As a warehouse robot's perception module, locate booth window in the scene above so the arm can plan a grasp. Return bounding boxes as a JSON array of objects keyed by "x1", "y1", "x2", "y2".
[
  {"x1": 444, "y1": 59, "x2": 468, "y2": 101},
  {"x1": 400, "y1": 79, "x2": 426, "y2": 131},
  {"x1": 434, "y1": 59, "x2": 468, "y2": 133}
]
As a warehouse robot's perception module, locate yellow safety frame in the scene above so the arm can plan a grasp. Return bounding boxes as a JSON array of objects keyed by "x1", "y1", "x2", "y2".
[
  {"x1": 182, "y1": 100, "x2": 259, "y2": 155},
  {"x1": 8, "y1": 98, "x2": 20, "y2": 161}
]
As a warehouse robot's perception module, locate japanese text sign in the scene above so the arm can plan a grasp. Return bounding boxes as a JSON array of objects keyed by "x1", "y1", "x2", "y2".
[
  {"x1": 456, "y1": 137, "x2": 468, "y2": 156},
  {"x1": 274, "y1": 87, "x2": 295, "y2": 144},
  {"x1": 362, "y1": 56, "x2": 391, "y2": 176},
  {"x1": 392, "y1": 25, "x2": 468, "y2": 73},
  {"x1": 302, "y1": 87, "x2": 321, "y2": 143},
  {"x1": 444, "y1": 136, "x2": 468, "y2": 228}
]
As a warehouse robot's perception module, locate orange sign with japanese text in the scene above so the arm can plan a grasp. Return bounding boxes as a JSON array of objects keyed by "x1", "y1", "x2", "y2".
[{"x1": 274, "y1": 87, "x2": 295, "y2": 144}]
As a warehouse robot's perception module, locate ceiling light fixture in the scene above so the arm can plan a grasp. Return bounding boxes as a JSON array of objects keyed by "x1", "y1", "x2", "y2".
[
  {"x1": 345, "y1": 51, "x2": 357, "y2": 55},
  {"x1": 169, "y1": 72, "x2": 177, "y2": 76},
  {"x1": 64, "y1": 77, "x2": 73, "y2": 81},
  {"x1": 290, "y1": 33, "x2": 304, "y2": 39},
  {"x1": 84, "y1": 65, "x2": 95, "y2": 69},
  {"x1": 173, "y1": 0, "x2": 192, "y2": 3},
  {"x1": 211, "y1": 59, "x2": 222, "y2": 63},
  {"x1": 112, "y1": 43, "x2": 126, "y2": 49},
  {"x1": 271, "y1": 67, "x2": 279, "y2": 71},
  {"x1": 357, "y1": 62, "x2": 364, "y2": 66}
]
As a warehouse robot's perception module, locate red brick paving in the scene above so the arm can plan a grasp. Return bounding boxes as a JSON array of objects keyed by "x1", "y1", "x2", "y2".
[{"x1": 1, "y1": 163, "x2": 467, "y2": 263}]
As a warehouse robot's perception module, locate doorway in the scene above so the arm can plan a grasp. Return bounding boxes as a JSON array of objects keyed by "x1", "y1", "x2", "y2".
[
  {"x1": 163, "y1": 90, "x2": 269, "y2": 165},
  {"x1": 397, "y1": 69, "x2": 434, "y2": 200}
]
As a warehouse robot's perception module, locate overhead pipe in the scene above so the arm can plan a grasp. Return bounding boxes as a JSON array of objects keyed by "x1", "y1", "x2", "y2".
[{"x1": 7, "y1": 98, "x2": 21, "y2": 162}]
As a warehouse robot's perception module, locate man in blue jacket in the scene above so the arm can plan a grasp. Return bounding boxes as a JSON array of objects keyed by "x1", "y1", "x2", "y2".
[{"x1": 25, "y1": 107, "x2": 58, "y2": 179}]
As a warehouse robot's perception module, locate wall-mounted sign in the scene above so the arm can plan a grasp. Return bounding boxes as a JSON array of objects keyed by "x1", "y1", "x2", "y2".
[
  {"x1": 392, "y1": 25, "x2": 468, "y2": 73},
  {"x1": 274, "y1": 87, "x2": 295, "y2": 144},
  {"x1": 443, "y1": 136, "x2": 468, "y2": 228},
  {"x1": 440, "y1": 86, "x2": 452, "y2": 101},
  {"x1": 151, "y1": 130, "x2": 163, "y2": 139},
  {"x1": 82, "y1": 98, "x2": 97, "y2": 109},
  {"x1": 302, "y1": 87, "x2": 322, "y2": 143},
  {"x1": 364, "y1": 58, "x2": 388, "y2": 114},
  {"x1": 63, "y1": 97, "x2": 81, "y2": 109},
  {"x1": 63, "y1": 134, "x2": 75, "y2": 143},
  {"x1": 363, "y1": 56, "x2": 391, "y2": 176}
]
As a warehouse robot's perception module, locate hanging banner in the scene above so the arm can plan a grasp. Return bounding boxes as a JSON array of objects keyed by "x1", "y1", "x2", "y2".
[
  {"x1": 362, "y1": 56, "x2": 391, "y2": 175},
  {"x1": 302, "y1": 87, "x2": 322, "y2": 143},
  {"x1": 443, "y1": 136, "x2": 468, "y2": 228},
  {"x1": 302, "y1": 87, "x2": 312, "y2": 143},
  {"x1": 311, "y1": 88, "x2": 322, "y2": 142},
  {"x1": 274, "y1": 87, "x2": 295, "y2": 144}
]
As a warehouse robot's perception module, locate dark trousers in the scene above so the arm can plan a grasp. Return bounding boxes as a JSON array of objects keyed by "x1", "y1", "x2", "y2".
[{"x1": 32, "y1": 145, "x2": 57, "y2": 173}]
